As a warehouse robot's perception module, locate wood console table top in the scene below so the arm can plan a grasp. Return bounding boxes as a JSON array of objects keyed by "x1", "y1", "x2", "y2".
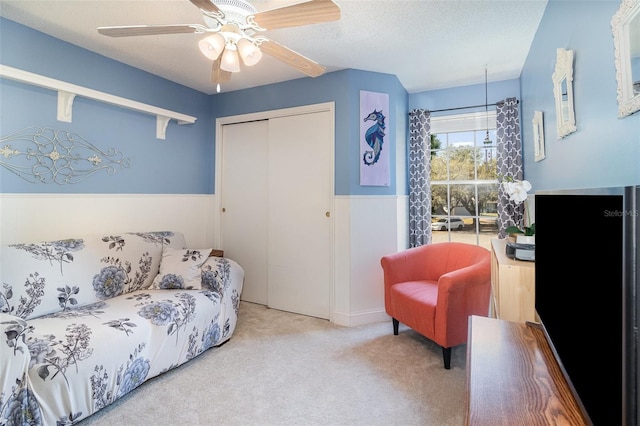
[{"x1": 464, "y1": 316, "x2": 590, "y2": 426}]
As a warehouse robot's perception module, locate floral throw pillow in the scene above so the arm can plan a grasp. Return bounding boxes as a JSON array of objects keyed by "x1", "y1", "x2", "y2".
[{"x1": 151, "y1": 247, "x2": 212, "y2": 290}]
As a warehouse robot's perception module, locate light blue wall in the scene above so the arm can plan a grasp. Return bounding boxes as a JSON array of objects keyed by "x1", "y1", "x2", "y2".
[
  {"x1": 520, "y1": 0, "x2": 639, "y2": 192},
  {"x1": 0, "y1": 18, "x2": 408, "y2": 196},
  {"x1": 211, "y1": 69, "x2": 408, "y2": 195},
  {"x1": 408, "y1": 0, "x2": 640, "y2": 193},
  {"x1": 0, "y1": 18, "x2": 214, "y2": 194},
  {"x1": 5, "y1": 0, "x2": 634, "y2": 198},
  {"x1": 409, "y1": 79, "x2": 521, "y2": 117}
]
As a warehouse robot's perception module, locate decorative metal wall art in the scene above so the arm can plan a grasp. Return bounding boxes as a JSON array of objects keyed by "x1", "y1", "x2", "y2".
[{"x1": 0, "y1": 127, "x2": 130, "y2": 184}]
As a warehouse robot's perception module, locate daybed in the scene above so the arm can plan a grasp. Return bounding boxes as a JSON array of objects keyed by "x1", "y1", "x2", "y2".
[{"x1": 0, "y1": 231, "x2": 244, "y2": 425}]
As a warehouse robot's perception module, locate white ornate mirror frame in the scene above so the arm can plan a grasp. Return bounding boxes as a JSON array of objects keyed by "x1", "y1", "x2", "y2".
[
  {"x1": 552, "y1": 48, "x2": 577, "y2": 139},
  {"x1": 533, "y1": 111, "x2": 545, "y2": 162},
  {"x1": 612, "y1": 0, "x2": 640, "y2": 118}
]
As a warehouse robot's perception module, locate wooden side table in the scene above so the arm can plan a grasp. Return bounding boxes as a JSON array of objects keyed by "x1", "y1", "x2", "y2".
[
  {"x1": 490, "y1": 238, "x2": 536, "y2": 323},
  {"x1": 209, "y1": 249, "x2": 224, "y2": 257}
]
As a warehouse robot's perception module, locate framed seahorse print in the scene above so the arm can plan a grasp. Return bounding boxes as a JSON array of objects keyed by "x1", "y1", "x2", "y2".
[{"x1": 359, "y1": 90, "x2": 389, "y2": 186}]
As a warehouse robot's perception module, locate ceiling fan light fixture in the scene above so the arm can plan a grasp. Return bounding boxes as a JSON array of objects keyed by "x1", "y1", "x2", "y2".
[
  {"x1": 237, "y1": 38, "x2": 262, "y2": 66},
  {"x1": 198, "y1": 33, "x2": 226, "y2": 60},
  {"x1": 97, "y1": 0, "x2": 342, "y2": 90},
  {"x1": 220, "y1": 45, "x2": 241, "y2": 72}
]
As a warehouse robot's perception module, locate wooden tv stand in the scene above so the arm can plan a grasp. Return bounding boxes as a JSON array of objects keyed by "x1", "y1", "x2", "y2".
[{"x1": 464, "y1": 316, "x2": 591, "y2": 425}]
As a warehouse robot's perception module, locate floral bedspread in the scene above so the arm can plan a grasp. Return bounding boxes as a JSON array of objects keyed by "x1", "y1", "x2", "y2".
[{"x1": 0, "y1": 231, "x2": 244, "y2": 425}]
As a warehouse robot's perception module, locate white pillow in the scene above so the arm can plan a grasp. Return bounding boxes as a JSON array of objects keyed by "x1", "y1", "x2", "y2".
[{"x1": 151, "y1": 247, "x2": 212, "y2": 289}]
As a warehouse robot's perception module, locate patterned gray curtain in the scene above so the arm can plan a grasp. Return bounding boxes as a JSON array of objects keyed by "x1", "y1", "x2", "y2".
[
  {"x1": 495, "y1": 97, "x2": 523, "y2": 238},
  {"x1": 408, "y1": 109, "x2": 431, "y2": 247}
]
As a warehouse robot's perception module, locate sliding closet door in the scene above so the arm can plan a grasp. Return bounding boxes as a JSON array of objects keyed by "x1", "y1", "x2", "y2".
[
  {"x1": 267, "y1": 111, "x2": 333, "y2": 319},
  {"x1": 220, "y1": 120, "x2": 269, "y2": 305},
  {"x1": 219, "y1": 107, "x2": 333, "y2": 319}
]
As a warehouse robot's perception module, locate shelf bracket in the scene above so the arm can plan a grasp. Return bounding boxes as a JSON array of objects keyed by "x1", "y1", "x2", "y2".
[
  {"x1": 156, "y1": 116, "x2": 171, "y2": 140},
  {"x1": 57, "y1": 90, "x2": 76, "y2": 123},
  {"x1": 0, "y1": 65, "x2": 197, "y2": 140}
]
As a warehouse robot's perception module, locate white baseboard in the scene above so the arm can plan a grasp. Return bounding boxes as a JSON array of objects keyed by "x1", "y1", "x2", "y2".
[{"x1": 332, "y1": 308, "x2": 390, "y2": 327}]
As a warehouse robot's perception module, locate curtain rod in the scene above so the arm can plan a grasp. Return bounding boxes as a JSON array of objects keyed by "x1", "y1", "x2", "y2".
[{"x1": 428, "y1": 99, "x2": 519, "y2": 114}]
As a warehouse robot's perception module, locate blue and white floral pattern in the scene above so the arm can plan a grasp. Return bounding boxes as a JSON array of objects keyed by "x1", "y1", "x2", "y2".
[
  {"x1": 151, "y1": 247, "x2": 211, "y2": 290},
  {"x1": 8, "y1": 239, "x2": 85, "y2": 275},
  {"x1": 92, "y1": 265, "x2": 128, "y2": 299},
  {"x1": 155, "y1": 273, "x2": 185, "y2": 290},
  {"x1": 0, "y1": 232, "x2": 244, "y2": 425},
  {"x1": 118, "y1": 357, "x2": 151, "y2": 397},
  {"x1": 1, "y1": 380, "x2": 42, "y2": 426}
]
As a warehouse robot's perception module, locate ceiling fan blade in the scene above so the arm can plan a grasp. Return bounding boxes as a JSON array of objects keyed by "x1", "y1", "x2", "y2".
[
  {"x1": 97, "y1": 24, "x2": 203, "y2": 37},
  {"x1": 211, "y1": 58, "x2": 232, "y2": 84},
  {"x1": 190, "y1": 0, "x2": 223, "y2": 15},
  {"x1": 259, "y1": 39, "x2": 325, "y2": 77},
  {"x1": 250, "y1": 0, "x2": 340, "y2": 31}
]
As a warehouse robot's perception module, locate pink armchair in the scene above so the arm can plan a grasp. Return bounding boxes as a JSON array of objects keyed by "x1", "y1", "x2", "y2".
[{"x1": 381, "y1": 242, "x2": 492, "y2": 369}]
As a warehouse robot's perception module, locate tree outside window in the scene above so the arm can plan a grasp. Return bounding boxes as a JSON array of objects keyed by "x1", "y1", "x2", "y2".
[{"x1": 430, "y1": 129, "x2": 498, "y2": 249}]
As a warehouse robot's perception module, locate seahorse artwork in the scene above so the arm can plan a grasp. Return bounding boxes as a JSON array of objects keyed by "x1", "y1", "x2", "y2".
[{"x1": 362, "y1": 109, "x2": 386, "y2": 166}]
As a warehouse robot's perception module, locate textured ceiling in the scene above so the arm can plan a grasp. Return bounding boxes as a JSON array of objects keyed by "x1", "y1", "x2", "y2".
[{"x1": 0, "y1": 0, "x2": 549, "y2": 95}]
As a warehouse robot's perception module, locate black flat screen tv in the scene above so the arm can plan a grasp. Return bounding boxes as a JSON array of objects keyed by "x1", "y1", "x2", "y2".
[{"x1": 535, "y1": 186, "x2": 638, "y2": 426}]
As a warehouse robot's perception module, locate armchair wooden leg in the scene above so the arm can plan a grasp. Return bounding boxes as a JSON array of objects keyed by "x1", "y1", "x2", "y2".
[
  {"x1": 442, "y1": 347, "x2": 452, "y2": 369},
  {"x1": 392, "y1": 318, "x2": 399, "y2": 335}
]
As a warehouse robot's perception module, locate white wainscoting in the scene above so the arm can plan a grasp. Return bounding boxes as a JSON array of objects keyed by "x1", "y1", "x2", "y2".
[
  {"x1": 0, "y1": 194, "x2": 217, "y2": 247},
  {"x1": 1, "y1": 193, "x2": 409, "y2": 328},
  {"x1": 332, "y1": 195, "x2": 409, "y2": 327}
]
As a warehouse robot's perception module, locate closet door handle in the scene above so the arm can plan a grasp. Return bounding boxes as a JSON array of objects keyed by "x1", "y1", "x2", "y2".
[{"x1": 325, "y1": 211, "x2": 330, "y2": 217}]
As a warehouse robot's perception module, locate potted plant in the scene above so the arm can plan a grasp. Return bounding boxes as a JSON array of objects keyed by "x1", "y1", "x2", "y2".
[{"x1": 502, "y1": 177, "x2": 535, "y2": 244}]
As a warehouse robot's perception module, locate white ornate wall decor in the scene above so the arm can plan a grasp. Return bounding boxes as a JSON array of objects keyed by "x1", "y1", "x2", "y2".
[
  {"x1": 532, "y1": 111, "x2": 546, "y2": 162},
  {"x1": 612, "y1": 0, "x2": 640, "y2": 118},
  {"x1": 552, "y1": 48, "x2": 577, "y2": 139},
  {"x1": 0, "y1": 127, "x2": 130, "y2": 184}
]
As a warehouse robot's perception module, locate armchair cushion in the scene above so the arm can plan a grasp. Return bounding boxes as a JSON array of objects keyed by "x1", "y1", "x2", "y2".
[{"x1": 388, "y1": 280, "x2": 438, "y2": 337}]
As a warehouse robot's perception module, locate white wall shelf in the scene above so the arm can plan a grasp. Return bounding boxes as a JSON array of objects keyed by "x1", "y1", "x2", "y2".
[{"x1": 0, "y1": 65, "x2": 197, "y2": 140}]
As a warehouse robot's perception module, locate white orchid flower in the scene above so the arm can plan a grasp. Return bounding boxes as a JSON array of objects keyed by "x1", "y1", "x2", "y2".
[
  {"x1": 501, "y1": 178, "x2": 535, "y2": 236},
  {"x1": 503, "y1": 180, "x2": 531, "y2": 204}
]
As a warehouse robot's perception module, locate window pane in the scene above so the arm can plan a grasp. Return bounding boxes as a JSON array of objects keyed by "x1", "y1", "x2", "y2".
[
  {"x1": 478, "y1": 146, "x2": 497, "y2": 180},
  {"x1": 431, "y1": 133, "x2": 448, "y2": 149},
  {"x1": 449, "y1": 183, "x2": 475, "y2": 219},
  {"x1": 430, "y1": 149, "x2": 448, "y2": 181},
  {"x1": 478, "y1": 183, "x2": 499, "y2": 236},
  {"x1": 429, "y1": 115, "x2": 499, "y2": 250},
  {"x1": 447, "y1": 230, "x2": 479, "y2": 246},
  {"x1": 431, "y1": 183, "x2": 449, "y2": 216},
  {"x1": 448, "y1": 146, "x2": 476, "y2": 181},
  {"x1": 445, "y1": 132, "x2": 473, "y2": 181},
  {"x1": 448, "y1": 131, "x2": 474, "y2": 147}
]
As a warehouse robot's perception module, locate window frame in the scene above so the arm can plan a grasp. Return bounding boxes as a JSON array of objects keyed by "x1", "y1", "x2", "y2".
[{"x1": 429, "y1": 111, "x2": 499, "y2": 248}]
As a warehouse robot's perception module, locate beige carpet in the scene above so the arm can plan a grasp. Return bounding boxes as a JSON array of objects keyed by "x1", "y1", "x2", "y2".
[{"x1": 80, "y1": 301, "x2": 467, "y2": 425}]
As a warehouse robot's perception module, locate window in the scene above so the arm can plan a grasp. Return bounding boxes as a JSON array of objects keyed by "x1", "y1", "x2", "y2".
[{"x1": 430, "y1": 112, "x2": 499, "y2": 250}]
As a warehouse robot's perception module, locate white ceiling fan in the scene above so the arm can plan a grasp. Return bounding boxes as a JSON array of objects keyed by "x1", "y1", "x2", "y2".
[{"x1": 97, "y1": 0, "x2": 341, "y2": 92}]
